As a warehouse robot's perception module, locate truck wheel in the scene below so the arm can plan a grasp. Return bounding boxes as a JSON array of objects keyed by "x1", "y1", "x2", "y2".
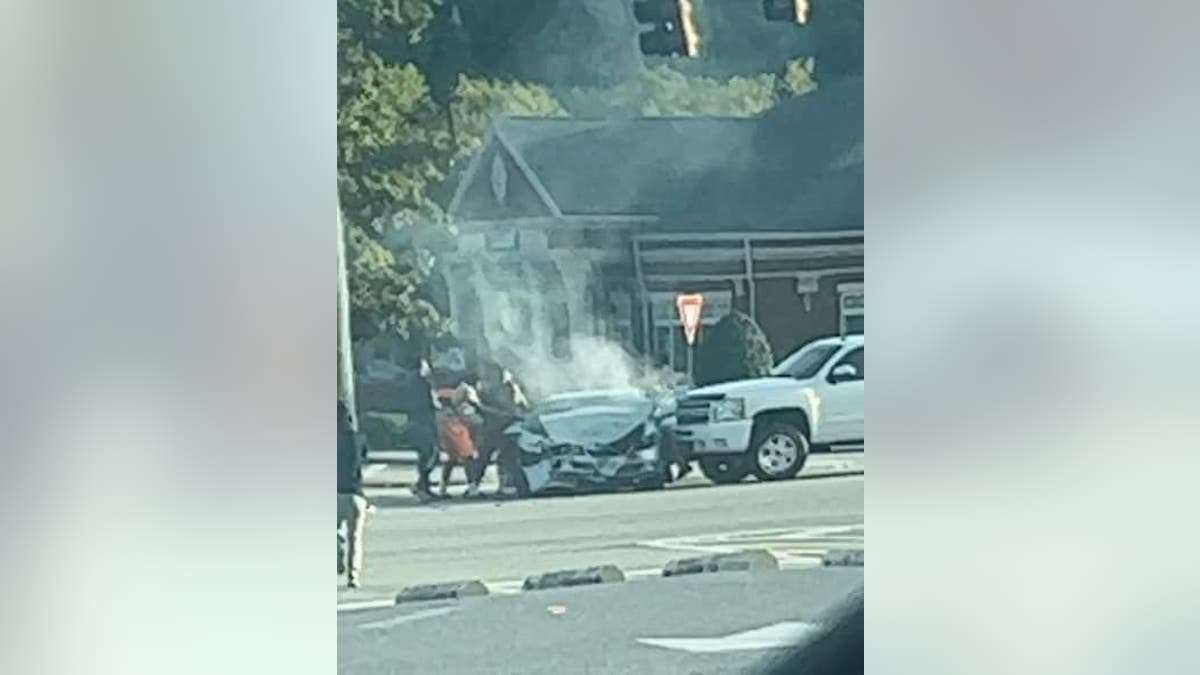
[
  {"x1": 750, "y1": 423, "x2": 809, "y2": 481},
  {"x1": 699, "y1": 455, "x2": 750, "y2": 484}
]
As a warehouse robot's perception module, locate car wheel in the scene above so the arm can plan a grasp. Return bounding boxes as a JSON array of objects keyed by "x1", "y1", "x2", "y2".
[
  {"x1": 750, "y1": 423, "x2": 809, "y2": 481},
  {"x1": 699, "y1": 455, "x2": 750, "y2": 484}
]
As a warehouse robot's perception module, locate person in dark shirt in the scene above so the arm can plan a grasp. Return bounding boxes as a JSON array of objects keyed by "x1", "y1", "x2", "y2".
[
  {"x1": 475, "y1": 363, "x2": 529, "y2": 497},
  {"x1": 403, "y1": 357, "x2": 440, "y2": 501},
  {"x1": 337, "y1": 399, "x2": 367, "y2": 588}
]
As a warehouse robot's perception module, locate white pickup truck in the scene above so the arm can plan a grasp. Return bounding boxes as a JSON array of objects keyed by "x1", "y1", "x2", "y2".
[{"x1": 671, "y1": 334, "x2": 864, "y2": 483}]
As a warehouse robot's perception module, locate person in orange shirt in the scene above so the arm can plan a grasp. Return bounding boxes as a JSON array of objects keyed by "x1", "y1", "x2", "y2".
[{"x1": 435, "y1": 380, "x2": 482, "y2": 497}]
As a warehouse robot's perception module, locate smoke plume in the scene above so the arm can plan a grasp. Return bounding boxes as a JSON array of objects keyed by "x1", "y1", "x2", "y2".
[{"x1": 467, "y1": 263, "x2": 682, "y2": 401}]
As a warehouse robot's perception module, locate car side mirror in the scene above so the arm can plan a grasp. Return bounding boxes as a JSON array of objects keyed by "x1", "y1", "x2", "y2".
[{"x1": 829, "y1": 363, "x2": 859, "y2": 383}]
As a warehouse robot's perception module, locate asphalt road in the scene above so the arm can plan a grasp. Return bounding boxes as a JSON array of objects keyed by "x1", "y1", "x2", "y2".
[
  {"x1": 338, "y1": 567, "x2": 864, "y2": 674},
  {"x1": 338, "y1": 455, "x2": 864, "y2": 607}
]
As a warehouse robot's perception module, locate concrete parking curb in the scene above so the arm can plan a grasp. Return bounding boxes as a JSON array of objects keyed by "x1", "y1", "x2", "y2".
[
  {"x1": 394, "y1": 580, "x2": 489, "y2": 604},
  {"x1": 522, "y1": 565, "x2": 626, "y2": 591},
  {"x1": 821, "y1": 549, "x2": 864, "y2": 567},
  {"x1": 662, "y1": 549, "x2": 780, "y2": 577}
]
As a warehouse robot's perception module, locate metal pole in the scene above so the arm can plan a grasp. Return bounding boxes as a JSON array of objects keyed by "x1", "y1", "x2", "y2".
[
  {"x1": 337, "y1": 206, "x2": 357, "y2": 420},
  {"x1": 686, "y1": 341, "x2": 694, "y2": 382},
  {"x1": 743, "y1": 237, "x2": 756, "y2": 320}
]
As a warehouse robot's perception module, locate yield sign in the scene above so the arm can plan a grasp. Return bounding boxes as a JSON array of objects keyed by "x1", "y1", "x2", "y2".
[{"x1": 675, "y1": 293, "x2": 704, "y2": 346}]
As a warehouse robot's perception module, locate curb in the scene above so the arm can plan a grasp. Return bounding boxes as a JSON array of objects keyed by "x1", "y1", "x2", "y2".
[
  {"x1": 394, "y1": 580, "x2": 489, "y2": 604},
  {"x1": 522, "y1": 565, "x2": 626, "y2": 591},
  {"x1": 797, "y1": 468, "x2": 865, "y2": 481},
  {"x1": 821, "y1": 549, "x2": 864, "y2": 567},
  {"x1": 662, "y1": 549, "x2": 780, "y2": 577},
  {"x1": 364, "y1": 471, "x2": 862, "y2": 491}
]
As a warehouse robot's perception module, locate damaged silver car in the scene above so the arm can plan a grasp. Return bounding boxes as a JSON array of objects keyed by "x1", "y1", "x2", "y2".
[{"x1": 505, "y1": 389, "x2": 674, "y2": 496}]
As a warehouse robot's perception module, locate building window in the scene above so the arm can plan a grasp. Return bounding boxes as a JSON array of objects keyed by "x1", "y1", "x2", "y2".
[
  {"x1": 838, "y1": 283, "x2": 864, "y2": 336},
  {"x1": 843, "y1": 314, "x2": 864, "y2": 335}
]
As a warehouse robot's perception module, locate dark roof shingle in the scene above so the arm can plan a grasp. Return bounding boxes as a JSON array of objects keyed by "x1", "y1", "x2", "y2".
[{"x1": 471, "y1": 77, "x2": 863, "y2": 232}]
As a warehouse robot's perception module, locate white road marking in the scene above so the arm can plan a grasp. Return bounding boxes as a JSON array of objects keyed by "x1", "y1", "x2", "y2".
[
  {"x1": 485, "y1": 580, "x2": 525, "y2": 595},
  {"x1": 337, "y1": 598, "x2": 396, "y2": 613},
  {"x1": 624, "y1": 568, "x2": 664, "y2": 581},
  {"x1": 359, "y1": 606, "x2": 459, "y2": 630},
  {"x1": 637, "y1": 621, "x2": 821, "y2": 653},
  {"x1": 637, "y1": 524, "x2": 864, "y2": 565}
]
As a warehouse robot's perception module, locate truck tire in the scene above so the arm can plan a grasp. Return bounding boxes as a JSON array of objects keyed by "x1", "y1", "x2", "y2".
[
  {"x1": 699, "y1": 455, "x2": 751, "y2": 484},
  {"x1": 750, "y1": 422, "x2": 809, "y2": 481}
]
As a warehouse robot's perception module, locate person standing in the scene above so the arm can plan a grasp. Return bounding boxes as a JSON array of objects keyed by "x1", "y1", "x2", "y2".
[
  {"x1": 435, "y1": 380, "x2": 482, "y2": 497},
  {"x1": 337, "y1": 399, "x2": 367, "y2": 588},
  {"x1": 404, "y1": 357, "x2": 440, "y2": 502},
  {"x1": 476, "y1": 364, "x2": 529, "y2": 497}
]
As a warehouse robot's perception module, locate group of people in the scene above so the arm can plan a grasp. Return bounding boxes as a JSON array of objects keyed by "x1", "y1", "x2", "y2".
[
  {"x1": 335, "y1": 357, "x2": 529, "y2": 588},
  {"x1": 401, "y1": 357, "x2": 530, "y2": 502}
]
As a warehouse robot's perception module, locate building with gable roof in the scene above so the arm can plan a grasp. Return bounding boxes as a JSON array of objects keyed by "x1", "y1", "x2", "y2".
[{"x1": 440, "y1": 77, "x2": 863, "y2": 375}]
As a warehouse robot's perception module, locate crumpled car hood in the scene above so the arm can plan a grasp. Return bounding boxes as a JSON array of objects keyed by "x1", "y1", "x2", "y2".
[{"x1": 537, "y1": 404, "x2": 653, "y2": 448}]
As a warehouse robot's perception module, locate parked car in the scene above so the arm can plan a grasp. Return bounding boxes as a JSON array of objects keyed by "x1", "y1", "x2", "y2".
[
  {"x1": 672, "y1": 334, "x2": 864, "y2": 484},
  {"x1": 505, "y1": 389, "x2": 674, "y2": 496}
]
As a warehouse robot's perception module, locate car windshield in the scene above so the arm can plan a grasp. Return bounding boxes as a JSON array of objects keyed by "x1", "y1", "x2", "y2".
[{"x1": 770, "y1": 343, "x2": 844, "y2": 379}]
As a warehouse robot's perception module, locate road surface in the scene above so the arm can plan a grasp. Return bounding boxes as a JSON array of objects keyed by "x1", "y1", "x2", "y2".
[
  {"x1": 339, "y1": 453, "x2": 863, "y2": 607},
  {"x1": 338, "y1": 452, "x2": 863, "y2": 673},
  {"x1": 338, "y1": 566, "x2": 863, "y2": 674}
]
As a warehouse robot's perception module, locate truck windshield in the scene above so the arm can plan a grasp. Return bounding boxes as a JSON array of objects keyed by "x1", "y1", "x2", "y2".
[{"x1": 770, "y1": 343, "x2": 843, "y2": 379}]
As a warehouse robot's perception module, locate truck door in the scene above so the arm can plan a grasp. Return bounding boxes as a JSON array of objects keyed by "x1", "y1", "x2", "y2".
[{"x1": 819, "y1": 346, "x2": 864, "y2": 442}]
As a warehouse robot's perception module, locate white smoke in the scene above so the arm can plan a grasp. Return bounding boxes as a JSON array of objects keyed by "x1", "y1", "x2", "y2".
[
  {"x1": 509, "y1": 333, "x2": 678, "y2": 400},
  {"x1": 468, "y1": 264, "x2": 683, "y2": 401}
]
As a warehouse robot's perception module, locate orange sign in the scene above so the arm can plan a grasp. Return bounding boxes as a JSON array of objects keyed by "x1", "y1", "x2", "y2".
[{"x1": 675, "y1": 293, "x2": 704, "y2": 346}]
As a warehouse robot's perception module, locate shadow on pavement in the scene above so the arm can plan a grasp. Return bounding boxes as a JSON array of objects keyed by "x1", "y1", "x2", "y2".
[{"x1": 364, "y1": 468, "x2": 863, "y2": 511}]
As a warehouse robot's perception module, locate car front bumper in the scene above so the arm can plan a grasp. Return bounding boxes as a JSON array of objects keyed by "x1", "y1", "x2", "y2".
[
  {"x1": 520, "y1": 454, "x2": 663, "y2": 493},
  {"x1": 671, "y1": 420, "x2": 754, "y2": 455}
]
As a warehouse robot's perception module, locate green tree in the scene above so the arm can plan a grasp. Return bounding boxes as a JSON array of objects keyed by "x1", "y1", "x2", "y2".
[
  {"x1": 338, "y1": 1, "x2": 450, "y2": 344},
  {"x1": 338, "y1": 0, "x2": 564, "y2": 344},
  {"x1": 778, "y1": 58, "x2": 818, "y2": 98},
  {"x1": 337, "y1": 0, "x2": 820, "y2": 347},
  {"x1": 695, "y1": 311, "x2": 775, "y2": 386},
  {"x1": 451, "y1": 75, "x2": 567, "y2": 157},
  {"x1": 560, "y1": 63, "x2": 813, "y2": 118}
]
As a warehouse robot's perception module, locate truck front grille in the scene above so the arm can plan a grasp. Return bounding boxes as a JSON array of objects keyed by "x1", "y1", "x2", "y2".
[{"x1": 676, "y1": 400, "x2": 712, "y2": 426}]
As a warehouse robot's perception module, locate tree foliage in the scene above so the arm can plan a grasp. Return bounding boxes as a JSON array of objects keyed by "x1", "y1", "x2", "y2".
[
  {"x1": 695, "y1": 311, "x2": 775, "y2": 386},
  {"x1": 337, "y1": 0, "x2": 822, "y2": 347},
  {"x1": 338, "y1": 0, "x2": 564, "y2": 344},
  {"x1": 560, "y1": 62, "x2": 814, "y2": 118},
  {"x1": 451, "y1": 75, "x2": 567, "y2": 157}
]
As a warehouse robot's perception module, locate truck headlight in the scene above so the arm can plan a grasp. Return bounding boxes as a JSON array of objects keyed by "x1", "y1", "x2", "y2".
[{"x1": 712, "y1": 398, "x2": 746, "y2": 422}]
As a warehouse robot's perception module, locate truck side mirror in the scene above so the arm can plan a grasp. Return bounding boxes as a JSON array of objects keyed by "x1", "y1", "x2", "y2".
[{"x1": 829, "y1": 363, "x2": 859, "y2": 383}]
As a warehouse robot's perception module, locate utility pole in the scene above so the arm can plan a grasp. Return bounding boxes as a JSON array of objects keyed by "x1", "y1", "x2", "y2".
[{"x1": 337, "y1": 205, "x2": 357, "y2": 420}]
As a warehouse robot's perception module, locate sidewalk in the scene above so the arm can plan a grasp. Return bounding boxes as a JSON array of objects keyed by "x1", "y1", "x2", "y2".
[
  {"x1": 366, "y1": 449, "x2": 421, "y2": 465},
  {"x1": 362, "y1": 451, "x2": 864, "y2": 490},
  {"x1": 362, "y1": 461, "x2": 488, "y2": 489}
]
